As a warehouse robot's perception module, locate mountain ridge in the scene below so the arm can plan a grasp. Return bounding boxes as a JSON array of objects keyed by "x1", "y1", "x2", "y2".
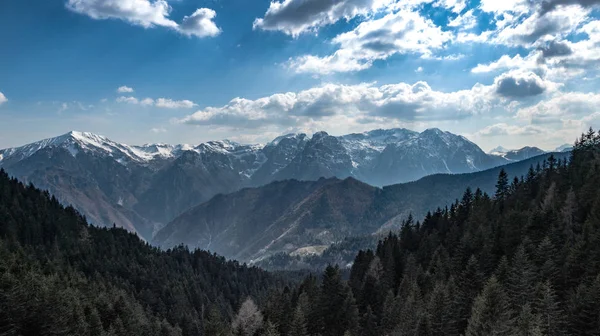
[
  {"x1": 153, "y1": 151, "x2": 570, "y2": 262},
  {"x1": 0, "y1": 128, "x2": 552, "y2": 239}
]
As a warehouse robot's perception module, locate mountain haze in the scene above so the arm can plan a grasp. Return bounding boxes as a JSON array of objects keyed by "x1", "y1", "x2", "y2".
[
  {"x1": 154, "y1": 152, "x2": 570, "y2": 262},
  {"x1": 1, "y1": 128, "x2": 538, "y2": 239}
]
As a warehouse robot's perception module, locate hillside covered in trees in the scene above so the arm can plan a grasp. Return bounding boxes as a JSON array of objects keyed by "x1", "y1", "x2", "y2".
[
  {"x1": 0, "y1": 168, "x2": 287, "y2": 336},
  {"x1": 259, "y1": 129, "x2": 600, "y2": 336},
  {"x1": 1, "y1": 130, "x2": 599, "y2": 336}
]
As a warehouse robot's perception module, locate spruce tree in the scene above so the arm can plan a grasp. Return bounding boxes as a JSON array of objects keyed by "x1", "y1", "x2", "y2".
[
  {"x1": 465, "y1": 276, "x2": 513, "y2": 336},
  {"x1": 496, "y1": 169, "x2": 510, "y2": 200}
]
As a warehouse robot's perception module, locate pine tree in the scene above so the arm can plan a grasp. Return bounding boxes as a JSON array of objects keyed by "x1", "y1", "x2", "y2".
[
  {"x1": 465, "y1": 276, "x2": 513, "y2": 336},
  {"x1": 507, "y1": 245, "x2": 536, "y2": 313},
  {"x1": 205, "y1": 306, "x2": 229, "y2": 336},
  {"x1": 316, "y1": 265, "x2": 358, "y2": 336},
  {"x1": 496, "y1": 169, "x2": 510, "y2": 200},
  {"x1": 535, "y1": 281, "x2": 564, "y2": 336},
  {"x1": 381, "y1": 291, "x2": 401, "y2": 334},
  {"x1": 455, "y1": 255, "x2": 483, "y2": 333},
  {"x1": 513, "y1": 303, "x2": 542, "y2": 336},
  {"x1": 261, "y1": 321, "x2": 280, "y2": 336},
  {"x1": 232, "y1": 298, "x2": 264, "y2": 336},
  {"x1": 428, "y1": 282, "x2": 453, "y2": 336},
  {"x1": 288, "y1": 293, "x2": 308, "y2": 336}
]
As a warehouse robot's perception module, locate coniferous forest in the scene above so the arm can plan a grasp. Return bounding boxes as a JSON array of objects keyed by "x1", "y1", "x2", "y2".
[
  {"x1": 260, "y1": 129, "x2": 600, "y2": 336},
  {"x1": 0, "y1": 169, "x2": 285, "y2": 335},
  {"x1": 1, "y1": 130, "x2": 600, "y2": 336}
]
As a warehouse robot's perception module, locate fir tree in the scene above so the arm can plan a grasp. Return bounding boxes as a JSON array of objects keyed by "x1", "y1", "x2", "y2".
[{"x1": 465, "y1": 276, "x2": 513, "y2": 336}]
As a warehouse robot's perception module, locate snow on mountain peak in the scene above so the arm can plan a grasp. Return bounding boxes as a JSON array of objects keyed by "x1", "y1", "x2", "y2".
[{"x1": 489, "y1": 146, "x2": 511, "y2": 154}]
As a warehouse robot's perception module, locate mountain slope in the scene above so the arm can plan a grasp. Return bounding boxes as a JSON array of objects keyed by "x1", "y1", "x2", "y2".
[
  {"x1": 261, "y1": 132, "x2": 600, "y2": 336},
  {"x1": 1, "y1": 128, "x2": 532, "y2": 239},
  {"x1": 489, "y1": 146, "x2": 546, "y2": 162},
  {"x1": 154, "y1": 152, "x2": 570, "y2": 262},
  {"x1": 0, "y1": 168, "x2": 283, "y2": 336}
]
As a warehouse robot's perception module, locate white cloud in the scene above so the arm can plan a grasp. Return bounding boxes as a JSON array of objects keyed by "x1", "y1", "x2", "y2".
[
  {"x1": 289, "y1": 9, "x2": 453, "y2": 74},
  {"x1": 0, "y1": 92, "x2": 7, "y2": 106},
  {"x1": 155, "y1": 98, "x2": 197, "y2": 109},
  {"x1": 140, "y1": 98, "x2": 155, "y2": 106},
  {"x1": 448, "y1": 9, "x2": 477, "y2": 30},
  {"x1": 66, "y1": 0, "x2": 220, "y2": 38},
  {"x1": 493, "y1": 6, "x2": 588, "y2": 47},
  {"x1": 150, "y1": 127, "x2": 167, "y2": 133},
  {"x1": 178, "y1": 8, "x2": 221, "y2": 38},
  {"x1": 66, "y1": 0, "x2": 178, "y2": 28},
  {"x1": 516, "y1": 92, "x2": 600, "y2": 124},
  {"x1": 435, "y1": 0, "x2": 467, "y2": 13},
  {"x1": 116, "y1": 96, "x2": 196, "y2": 109},
  {"x1": 476, "y1": 123, "x2": 546, "y2": 137},
  {"x1": 117, "y1": 86, "x2": 134, "y2": 93},
  {"x1": 493, "y1": 70, "x2": 559, "y2": 98},
  {"x1": 177, "y1": 81, "x2": 507, "y2": 128},
  {"x1": 116, "y1": 96, "x2": 139, "y2": 104},
  {"x1": 253, "y1": 0, "x2": 394, "y2": 36},
  {"x1": 472, "y1": 54, "x2": 535, "y2": 74},
  {"x1": 479, "y1": 0, "x2": 530, "y2": 15}
]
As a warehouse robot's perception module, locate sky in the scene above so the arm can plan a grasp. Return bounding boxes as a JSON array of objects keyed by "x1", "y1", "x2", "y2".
[{"x1": 1, "y1": 0, "x2": 600, "y2": 151}]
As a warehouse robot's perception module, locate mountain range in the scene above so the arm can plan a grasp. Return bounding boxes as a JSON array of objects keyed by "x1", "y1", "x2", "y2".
[
  {"x1": 0, "y1": 129, "x2": 555, "y2": 240},
  {"x1": 153, "y1": 151, "x2": 569, "y2": 263}
]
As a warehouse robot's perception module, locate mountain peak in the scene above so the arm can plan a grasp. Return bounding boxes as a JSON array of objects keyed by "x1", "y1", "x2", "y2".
[
  {"x1": 422, "y1": 128, "x2": 444, "y2": 135},
  {"x1": 312, "y1": 131, "x2": 330, "y2": 140},
  {"x1": 489, "y1": 146, "x2": 511, "y2": 154}
]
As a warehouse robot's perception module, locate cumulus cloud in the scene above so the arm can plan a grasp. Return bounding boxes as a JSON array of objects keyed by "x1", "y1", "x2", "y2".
[
  {"x1": 476, "y1": 123, "x2": 546, "y2": 137},
  {"x1": 140, "y1": 98, "x2": 155, "y2": 106},
  {"x1": 178, "y1": 8, "x2": 221, "y2": 38},
  {"x1": 65, "y1": 0, "x2": 220, "y2": 38},
  {"x1": 516, "y1": 92, "x2": 600, "y2": 124},
  {"x1": 289, "y1": 9, "x2": 452, "y2": 74},
  {"x1": 447, "y1": 9, "x2": 477, "y2": 30},
  {"x1": 116, "y1": 96, "x2": 196, "y2": 108},
  {"x1": 435, "y1": 0, "x2": 467, "y2": 13},
  {"x1": 493, "y1": 71, "x2": 557, "y2": 98},
  {"x1": 539, "y1": 0, "x2": 600, "y2": 15},
  {"x1": 155, "y1": 98, "x2": 197, "y2": 109},
  {"x1": 539, "y1": 40, "x2": 573, "y2": 58},
  {"x1": 494, "y1": 6, "x2": 588, "y2": 47},
  {"x1": 116, "y1": 96, "x2": 139, "y2": 104},
  {"x1": 253, "y1": 0, "x2": 393, "y2": 36},
  {"x1": 117, "y1": 86, "x2": 134, "y2": 93},
  {"x1": 176, "y1": 81, "x2": 507, "y2": 128},
  {"x1": 0, "y1": 92, "x2": 7, "y2": 106}
]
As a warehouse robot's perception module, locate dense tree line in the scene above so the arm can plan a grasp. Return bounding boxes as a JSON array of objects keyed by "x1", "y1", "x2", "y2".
[
  {"x1": 2, "y1": 129, "x2": 599, "y2": 336},
  {"x1": 0, "y1": 169, "x2": 287, "y2": 336},
  {"x1": 261, "y1": 129, "x2": 600, "y2": 335}
]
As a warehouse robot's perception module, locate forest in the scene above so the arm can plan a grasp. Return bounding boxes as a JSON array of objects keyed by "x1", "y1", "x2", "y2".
[
  {"x1": 1, "y1": 129, "x2": 600, "y2": 335},
  {"x1": 259, "y1": 129, "x2": 600, "y2": 336},
  {"x1": 0, "y1": 168, "x2": 286, "y2": 335}
]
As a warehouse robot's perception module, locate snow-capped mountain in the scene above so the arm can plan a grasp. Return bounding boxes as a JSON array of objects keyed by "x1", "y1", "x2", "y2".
[
  {"x1": 488, "y1": 146, "x2": 511, "y2": 155},
  {"x1": 488, "y1": 146, "x2": 547, "y2": 162},
  {"x1": 0, "y1": 128, "x2": 529, "y2": 239},
  {"x1": 555, "y1": 144, "x2": 573, "y2": 152}
]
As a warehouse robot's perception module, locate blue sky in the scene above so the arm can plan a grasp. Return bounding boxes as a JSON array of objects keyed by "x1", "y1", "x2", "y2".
[{"x1": 1, "y1": 0, "x2": 600, "y2": 151}]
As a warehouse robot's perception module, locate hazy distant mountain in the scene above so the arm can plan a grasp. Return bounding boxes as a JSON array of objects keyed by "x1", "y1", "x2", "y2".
[
  {"x1": 555, "y1": 144, "x2": 574, "y2": 152},
  {"x1": 1, "y1": 128, "x2": 531, "y2": 239},
  {"x1": 153, "y1": 152, "x2": 569, "y2": 262},
  {"x1": 489, "y1": 146, "x2": 546, "y2": 162},
  {"x1": 488, "y1": 146, "x2": 511, "y2": 154}
]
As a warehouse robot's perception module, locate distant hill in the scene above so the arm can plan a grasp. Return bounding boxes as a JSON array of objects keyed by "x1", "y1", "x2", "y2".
[{"x1": 154, "y1": 152, "x2": 570, "y2": 262}]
